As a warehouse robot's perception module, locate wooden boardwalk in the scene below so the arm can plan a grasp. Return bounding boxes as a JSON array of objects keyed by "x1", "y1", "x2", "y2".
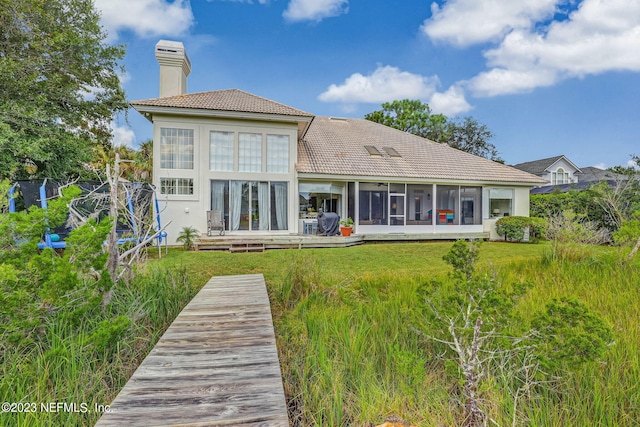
[{"x1": 95, "y1": 274, "x2": 289, "y2": 427}]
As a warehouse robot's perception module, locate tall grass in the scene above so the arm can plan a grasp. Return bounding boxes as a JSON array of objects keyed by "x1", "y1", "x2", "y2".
[
  {"x1": 5, "y1": 242, "x2": 637, "y2": 426},
  {"x1": 265, "y1": 243, "x2": 640, "y2": 426},
  {"x1": 0, "y1": 266, "x2": 198, "y2": 427}
]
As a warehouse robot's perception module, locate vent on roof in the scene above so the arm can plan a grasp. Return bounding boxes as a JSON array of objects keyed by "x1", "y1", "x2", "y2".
[
  {"x1": 383, "y1": 147, "x2": 401, "y2": 158},
  {"x1": 364, "y1": 145, "x2": 383, "y2": 157},
  {"x1": 329, "y1": 117, "x2": 348, "y2": 122}
]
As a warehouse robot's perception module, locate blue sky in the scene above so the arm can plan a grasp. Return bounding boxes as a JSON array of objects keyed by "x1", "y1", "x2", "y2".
[{"x1": 95, "y1": 0, "x2": 640, "y2": 169}]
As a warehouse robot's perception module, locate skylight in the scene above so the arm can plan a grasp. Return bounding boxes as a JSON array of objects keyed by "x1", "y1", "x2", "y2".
[
  {"x1": 383, "y1": 147, "x2": 401, "y2": 158},
  {"x1": 364, "y1": 145, "x2": 383, "y2": 156}
]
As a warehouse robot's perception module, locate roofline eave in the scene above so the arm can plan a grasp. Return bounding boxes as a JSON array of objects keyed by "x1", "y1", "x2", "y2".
[
  {"x1": 296, "y1": 172, "x2": 547, "y2": 187},
  {"x1": 130, "y1": 103, "x2": 314, "y2": 125},
  {"x1": 545, "y1": 155, "x2": 583, "y2": 174}
]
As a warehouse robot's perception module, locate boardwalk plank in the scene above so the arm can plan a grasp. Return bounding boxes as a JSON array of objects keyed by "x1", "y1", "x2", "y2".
[{"x1": 95, "y1": 274, "x2": 289, "y2": 427}]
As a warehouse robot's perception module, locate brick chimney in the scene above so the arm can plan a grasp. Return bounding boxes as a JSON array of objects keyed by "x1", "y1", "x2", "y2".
[{"x1": 155, "y1": 40, "x2": 191, "y2": 98}]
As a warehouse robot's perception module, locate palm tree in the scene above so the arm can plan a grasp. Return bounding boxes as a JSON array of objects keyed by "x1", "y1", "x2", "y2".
[{"x1": 176, "y1": 226, "x2": 199, "y2": 250}]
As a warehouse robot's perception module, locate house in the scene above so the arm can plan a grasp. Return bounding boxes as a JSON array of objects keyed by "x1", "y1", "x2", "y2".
[
  {"x1": 511, "y1": 155, "x2": 580, "y2": 186},
  {"x1": 131, "y1": 40, "x2": 546, "y2": 245},
  {"x1": 512, "y1": 155, "x2": 628, "y2": 194}
]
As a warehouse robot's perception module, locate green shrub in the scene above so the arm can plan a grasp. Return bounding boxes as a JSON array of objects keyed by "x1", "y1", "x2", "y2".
[
  {"x1": 530, "y1": 190, "x2": 608, "y2": 228},
  {"x1": 612, "y1": 214, "x2": 640, "y2": 246},
  {"x1": 495, "y1": 216, "x2": 546, "y2": 243},
  {"x1": 530, "y1": 298, "x2": 613, "y2": 372}
]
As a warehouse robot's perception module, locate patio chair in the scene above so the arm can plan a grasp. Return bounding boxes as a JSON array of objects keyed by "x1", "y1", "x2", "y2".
[{"x1": 207, "y1": 210, "x2": 225, "y2": 236}]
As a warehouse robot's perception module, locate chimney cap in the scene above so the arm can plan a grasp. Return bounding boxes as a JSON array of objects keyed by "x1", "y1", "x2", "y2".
[{"x1": 155, "y1": 40, "x2": 191, "y2": 71}]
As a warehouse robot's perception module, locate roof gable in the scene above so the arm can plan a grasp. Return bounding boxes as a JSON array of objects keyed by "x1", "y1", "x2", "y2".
[{"x1": 512, "y1": 155, "x2": 581, "y2": 175}]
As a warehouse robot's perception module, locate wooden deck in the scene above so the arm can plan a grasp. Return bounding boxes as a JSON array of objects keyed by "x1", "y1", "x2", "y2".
[
  {"x1": 194, "y1": 232, "x2": 489, "y2": 251},
  {"x1": 195, "y1": 234, "x2": 364, "y2": 251},
  {"x1": 95, "y1": 274, "x2": 289, "y2": 427}
]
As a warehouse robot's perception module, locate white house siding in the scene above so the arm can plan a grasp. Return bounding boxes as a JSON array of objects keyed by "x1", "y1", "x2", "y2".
[
  {"x1": 544, "y1": 158, "x2": 579, "y2": 184},
  {"x1": 152, "y1": 114, "x2": 299, "y2": 244}
]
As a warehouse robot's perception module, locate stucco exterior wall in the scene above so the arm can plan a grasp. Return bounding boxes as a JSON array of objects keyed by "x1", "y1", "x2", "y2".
[
  {"x1": 513, "y1": 187, "x2": 531, "y2": 216},
  {"x1": 152, "y1": 114, "x2": 299, "y2": 244}
]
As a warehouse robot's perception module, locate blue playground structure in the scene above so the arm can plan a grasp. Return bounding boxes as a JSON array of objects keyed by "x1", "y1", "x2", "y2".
[{"x1": 8, "y1": 179, "x2": 167, "y2": 252}]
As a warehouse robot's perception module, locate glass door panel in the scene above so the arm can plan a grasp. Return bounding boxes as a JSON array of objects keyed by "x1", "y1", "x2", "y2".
[{"x1": 390, "y1": 194, "x2": 405, "y2": 226}]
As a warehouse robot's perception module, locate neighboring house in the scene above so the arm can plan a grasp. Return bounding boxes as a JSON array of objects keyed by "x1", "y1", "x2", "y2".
[
  {"x1": 131, "y1": 40, "x2": 546, "y2": 244},
  {"x1": 512, "y1": 155, "x2": 628, "y2": 194},
  {"x1": 511, "y1": 155, "x2": 580, "y2": 186}
]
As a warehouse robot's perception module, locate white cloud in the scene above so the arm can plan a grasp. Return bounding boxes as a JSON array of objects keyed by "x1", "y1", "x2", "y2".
[
  {"x1": 283, "y1": 0, "x2": 348, "y2": 22},
  {"x1": 207, "y1": 0, "x2": 268, "y2": 3},
  {"x1": 318, "y1": 65, "x2": 473, "y2": 117},
  {"x1": 430, "y1": 0, "x2": 640, "y2": 98},
  {"x1": 110, "y1": 121, "x2": 136, "y2": 148},
  {"x1": 429, "y1": 85, "x2": 472, "y2": 116},
  {"x1": 421, "y1": 0, "x2": 559, "y2": 47},
  {"x1": 467, "y1": 67, "x2": 558, "y2": 97},
  {"x1": 94, "y1": 0, "x2": 194, "y2": 41},
  {"x1": 318, "y1": 65, "x2": 439, "y2": 103}
]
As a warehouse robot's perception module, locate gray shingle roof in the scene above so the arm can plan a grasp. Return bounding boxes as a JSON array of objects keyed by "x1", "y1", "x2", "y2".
[
  {"x1": 297, "y1": 117, "x2": 547, "y2": 184},
  {"x1": 577, "y1": 166, "x2": 628, "y2": 182},
  {"x1": 511, "y1": 155, "x2": 574, "y2": 175},
  {"x1": 131, "y1": 89, "x2": 314, "y2": 117}
]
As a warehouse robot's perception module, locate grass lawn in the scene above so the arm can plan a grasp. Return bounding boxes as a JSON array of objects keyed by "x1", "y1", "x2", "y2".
[
  {"x1": 153, "y1": 240, "x2": 544, "y2": 287},
  {"x1": 153, "y1": 241, "x2": 640, "y2": 426}
]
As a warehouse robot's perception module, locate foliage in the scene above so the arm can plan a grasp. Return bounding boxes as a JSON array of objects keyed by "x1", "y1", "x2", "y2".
[
  {"x1": 495, "y1": 216, "x2": 547, "y2": 242},
  {"x1": 364, "y1": 99, "x2": 449, "y2": 142},
  {"x1": 0, "y1": 0, "x2": 128, "y2": 180},
  {"x1": 531, "y1": 175, "x2": 640, "y2": 236},
  {"x1": 530, "y1": 189, "x2": 607, "y2": 227},
  {"x1": 446, "y1": 116, "x2": 502, "y2": 162},
  {"x1": 1, "y1": 266, "x2": 196, "y2": 426},
  {"x1": 176, "y1": 226, "x2": 199, "y2": 250},
  {"x1": 339, "y1": 217, "x2": 354, "y2": 227},
  {"x1": 150, "y1": 242, "x2": 638, "y2": 426},
  {"x1": 417, "y1": 240, "x2": 615, "y2": 426},
  {"x1": 530, "y1": 298, "x2": 613, "y2": 372},
  {"x1": 418, "y1": 240, "x2": 530, "y2": 425},
  {"x1": 0, "y1": 187, "x2": 113, "y2": 349},
  {"x1": 441, "y1": 238, "x2": 480, "y2": 281},
  {"x1": 590, "y1": 179, "x2": 640, "y2": 231},
  {"x1": 91, "y1": 140, "x2": 153, "y2": 182},
  {"x1": 612, "y1": 212, "x2": 640, "y2": 246},
  {"x1": 364, "y1": 99, "x2": 502, "y2": 161},
  {"x1": 545, "y1": 210, "x2": 609, "y2": 245},
  {"x1": 607, "y1": 154, "x2": 639, "y2": 176}
]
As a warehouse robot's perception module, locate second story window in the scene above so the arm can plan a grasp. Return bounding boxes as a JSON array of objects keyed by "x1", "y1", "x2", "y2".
[
  {"x1": 266, "y1": 134, "x2": 289, "y2": 173},
  {"x1": 160, "y1": 128, "x2": 194, "y2": 169},
  {"x1": 552, "y1": 167, "x2": 570, "y2": 185},
  {"x1": 238, "y1": 133, "x2": 262, "y2": 172},
  {"x1": 210, "y1": 131, "x2": 234, "y2": 171}
]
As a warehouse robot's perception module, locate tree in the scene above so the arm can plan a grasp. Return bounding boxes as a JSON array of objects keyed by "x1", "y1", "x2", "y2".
[
  {"x1": 365, "y1": 99, "x2": 502, "y2": 161},
  {"x1": 607, "y1": 154, "x2": 639, "y2": 176},
  {"x1": 601, "y1": 155, "x2": 640, "y2": 260},
  {"x1": 0, "y1": 0, "x2": 128, "y2": 180},
  {"x1": 364, "y1": 99, "x2": 449, "y2": 143},
  {"x1": 90, "y1": 140, "x2": 153, "y2": 183},
  {"x1": 446, "y1": 116, "x2": 502, "y2": 162},
  {"x1": 417, "y1": 240, "x2": 613, "y2": 426}
]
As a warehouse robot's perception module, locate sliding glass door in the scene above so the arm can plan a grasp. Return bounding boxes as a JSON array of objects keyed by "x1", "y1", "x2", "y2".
[{"x1": 211, "y1": 180, "x2": 288, "y2": 232}]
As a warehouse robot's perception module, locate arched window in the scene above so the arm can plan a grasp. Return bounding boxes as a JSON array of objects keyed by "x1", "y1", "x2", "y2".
[{"x1": 552, "y1": 168, "x2": 570, "y2": 185}]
